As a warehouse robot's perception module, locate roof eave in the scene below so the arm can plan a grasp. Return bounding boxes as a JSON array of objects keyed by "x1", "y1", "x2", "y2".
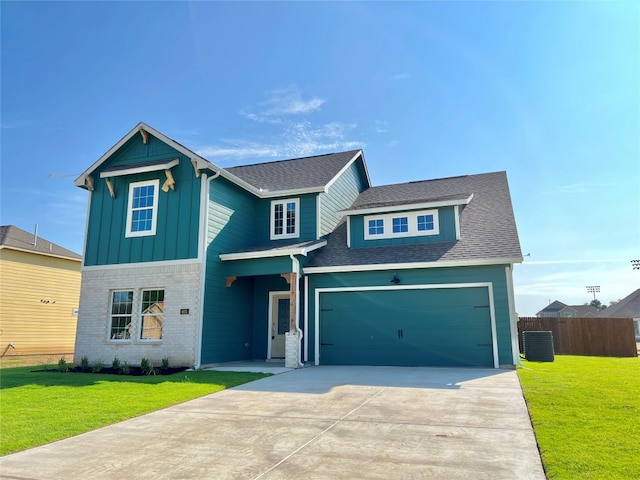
[
  {"x1": 304, "y1": 256, "x2": 522, "y2": 274},
  {"x1": 74, "y1": 122, "x2": 221, "y2": 189},
  {"x1": 342, "y1": 193, "x2": 474, "y2": 216},
  {"x1": 219, "y1": 240, "x2": 327, "y2": 261},
  {"x1": 0, "y1": 245, "x2": 82, "y2": 262}
]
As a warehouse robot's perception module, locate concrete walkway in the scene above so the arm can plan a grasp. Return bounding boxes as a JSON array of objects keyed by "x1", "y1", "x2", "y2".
[{"x1": 0, "y1": 366, "x2": 545, "y2": 479}]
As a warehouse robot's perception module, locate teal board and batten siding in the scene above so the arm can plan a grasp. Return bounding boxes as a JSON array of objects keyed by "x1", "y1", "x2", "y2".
[
  {"x1": 349, "y1": 206, "x2": 457, "y2": 248},
  {"x1": 200, "y1": 178, "x2": 259, "y2": 364},
  {"x1": 84, "y1": 135, "x2": 200, "y2": 266},
  {"x1": 307, "y1": 265, "x2": 513, "y2": 366},
  {"x1": 319, "y1": 159, "x2": 369, "y2": 237}
]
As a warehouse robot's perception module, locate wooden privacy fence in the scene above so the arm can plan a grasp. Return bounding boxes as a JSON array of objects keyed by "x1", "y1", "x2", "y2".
[{"x1": 518, "y1": 317, "x2": 637, "y2": 357}]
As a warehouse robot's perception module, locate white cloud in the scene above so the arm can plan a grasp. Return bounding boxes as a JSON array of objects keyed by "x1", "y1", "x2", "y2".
[
  {"x1": 539, "y1": 182, "x2": 616, "y2": 195},
  {"x1": 373, "y1": 120, "x2": 388, "y2": 133},
  {"x1": 241, "y1": 86, "x2": 326, "y2": 123},
  {"x1": 391, "y1": 73, "x2": 410, "y2": 80},
  {"x1": 196, "y1": 121, "x2": 363, "y2": 162}
]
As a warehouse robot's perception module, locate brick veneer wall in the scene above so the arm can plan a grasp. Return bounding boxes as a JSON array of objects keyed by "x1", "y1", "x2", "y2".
[{"x1": 74, "y1": 261, "x2": 203, "y2": 367}]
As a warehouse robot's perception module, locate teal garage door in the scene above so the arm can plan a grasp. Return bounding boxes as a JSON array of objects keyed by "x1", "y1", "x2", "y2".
[{"x1": 319, "y1": 287, "x2": 494, "y2": 367}]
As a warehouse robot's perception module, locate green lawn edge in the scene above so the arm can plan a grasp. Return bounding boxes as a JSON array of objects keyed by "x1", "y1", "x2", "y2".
[
  {"x1": 0, "y1": 367, "x2": 269, "y2": 455},
  {"x1": 517, "y1": 356, "x2": 639, "y2": 480}
]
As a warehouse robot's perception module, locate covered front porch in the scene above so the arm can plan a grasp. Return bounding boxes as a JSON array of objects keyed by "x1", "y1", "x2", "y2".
[{"x1": 218, "y1": 240, "x2": 325, "y2": 368}]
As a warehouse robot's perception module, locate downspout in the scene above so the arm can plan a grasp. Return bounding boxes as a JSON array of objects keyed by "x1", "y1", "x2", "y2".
[
  {"x1": 195, "y1": 169, "x2": 221, "y2": 369},
  {"x1": 290, "y1": 253, "x2": 304, "y2": 367}
]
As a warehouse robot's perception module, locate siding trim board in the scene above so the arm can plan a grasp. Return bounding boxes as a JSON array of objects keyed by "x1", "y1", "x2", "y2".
[
  {"x1": 305, "y1": 257, "x2": 522, "y2": 274},
  {"x1": 342, "y1": 194, "x2": 473, "y2": 216},
  {"x1": 314, "y1": 282, "x2": 499, "y2": 368}
]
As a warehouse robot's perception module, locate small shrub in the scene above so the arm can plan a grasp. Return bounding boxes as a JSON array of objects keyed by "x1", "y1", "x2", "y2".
[
  {"x1": 161, "y1": 357, "x2": 170, "y2": 370},
  {"x1": 57, "y1": 357, "x2": 69, "y2": 373},
  {"x1": 91, "y1": 360, "x2": 104, "y2": 373},
  {"x1": 140, "y1": 357, "x2": 155, "y2": 376},
  {"x1": 121, "y1": 361, "x2": 130, "y2": 375},
  {"x1": 39, "y1": 356, "x2": 55, "y2": 371},
  {"x1": 79, "y1": 355, "x2": 90, "y2": 372},
  {"x1": 112, "y1": 357, "x2": 121, "y2": 370}
]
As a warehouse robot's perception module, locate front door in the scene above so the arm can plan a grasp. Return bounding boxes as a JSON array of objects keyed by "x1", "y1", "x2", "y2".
[{"x1": 269, "y1": 292, "x2": 290, "y2": 359}]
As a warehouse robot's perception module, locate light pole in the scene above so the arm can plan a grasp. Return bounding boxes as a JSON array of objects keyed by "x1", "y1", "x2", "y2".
[{"x1": 586, "y1": 285, "x2": 600, "y2": 300}]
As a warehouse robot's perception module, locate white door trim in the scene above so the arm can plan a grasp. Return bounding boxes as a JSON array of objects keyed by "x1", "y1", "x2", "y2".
[
  {"x1": 268, "y1": 290, "x2": 290, "y2": 359},
  {"x1": 314, "y1": 282, "x2": 499, "y2": 368}
]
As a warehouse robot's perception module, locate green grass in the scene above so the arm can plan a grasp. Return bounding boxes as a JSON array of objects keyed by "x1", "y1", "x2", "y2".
[
  {"x1": 518, "y1": 356, "x2": 640, "y2": 480},
  {"x1": 0, "y1": 367, "x2": 268, "y2": 455}
]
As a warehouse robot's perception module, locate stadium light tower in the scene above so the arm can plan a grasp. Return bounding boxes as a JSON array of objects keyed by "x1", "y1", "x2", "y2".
[
  {"x1": 632, "y1": 259, "x2": 640, "y2": 270},
  {"x1": 586, "y1": 285, "x2": 600, "y2": 300}
]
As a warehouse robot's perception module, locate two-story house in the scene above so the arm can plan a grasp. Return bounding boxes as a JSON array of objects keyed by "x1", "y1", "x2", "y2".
[{"x1": 73, "y1": 122, "x2": 522, "y2": 369}]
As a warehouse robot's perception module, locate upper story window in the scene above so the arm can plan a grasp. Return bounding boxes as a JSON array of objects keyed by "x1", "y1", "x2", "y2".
[
  {"x1": 417, "y1": 214, "x2": 435, "y2": 232},
  {"x1": 364, "y1": 209, "x2": 440, "y2": 240},
  {"x1": 271, "y1": 199, "x2": 299, "y2": 240},
  {"x1": 368, "y1": 219, "x2": 384, "y2": 236},
  {"x1": 392, "y1": 217, "x2": 408, "y2": 233},
  {"x1": 126, "y1": 180, "x2": 159, "y2": 237}
]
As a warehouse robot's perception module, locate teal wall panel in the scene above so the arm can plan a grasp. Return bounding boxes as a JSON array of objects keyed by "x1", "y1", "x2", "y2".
[
  {"x1": 84, "y1": 134, "x2": 201, "y2": 266},
  {"x1": 224, "y1": 256, "x2": 293, "y2": 277},
  {"x1": 349, "y1": 206, "x2": 457, "y2": 248},
  {"x1": 319, "y1": 158, "x2": 368, "y2": 237},
  {"x1": 306, "y1": 265, "x2": 514, "y2": 365}
]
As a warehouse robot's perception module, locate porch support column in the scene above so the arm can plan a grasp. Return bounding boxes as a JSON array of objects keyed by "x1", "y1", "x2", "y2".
[{"x1": 281, "y1": 272, "x2": 300, "y2": 369}]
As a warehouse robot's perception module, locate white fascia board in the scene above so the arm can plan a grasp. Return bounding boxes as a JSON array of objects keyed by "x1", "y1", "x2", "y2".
[
  {"x1": 219, "y1": 241, "x2": 327, "y2": 261},
  {"x1": 304, "y1": 256, "x2": 523, "y2": 274},
  {"x1": 257, "y1": 186, "x2": 326, "y2": 198},
  {"x1": 341, "y1": 194, "x2": 474, "y2": 216},
  {"x1": 0, "y1": 245, "x2": 82, "y2": 263},
  {"x1": 324, "y1": 151, "x2": 365, "y2": 191},
  {"x1": 75, "y1": 122, "x2": 223, "y2": 188},
  {"x1": 100, "y1": 158, "x2": 179, "y2": 178}
]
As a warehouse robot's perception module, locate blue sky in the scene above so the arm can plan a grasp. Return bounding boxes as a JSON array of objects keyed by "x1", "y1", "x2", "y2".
[{"x1": 1, "y1": 1, "x2": 638, "y2": 315}]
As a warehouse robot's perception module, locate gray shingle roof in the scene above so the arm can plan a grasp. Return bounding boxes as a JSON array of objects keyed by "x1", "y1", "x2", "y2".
[
  {"x1": 306, "y1": 171, "x2": 522, "y2": 268},
  {"x1": 226, "y1": 150, "x2": 362, "y2": 192},
  {"x1": 0, "y1": 225, "x2": 82, "y2": 260},
  {"x1": 600, "y1": 289, "x2": 640, "y2": 318}
]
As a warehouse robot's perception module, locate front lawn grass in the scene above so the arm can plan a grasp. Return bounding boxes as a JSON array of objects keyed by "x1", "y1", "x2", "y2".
[
  {"x1": 0, "y1": 367, "x2": 268, "y2": 455},
  {"x1": 518, "y1": 356, "x2": 640, "y2": 480}
]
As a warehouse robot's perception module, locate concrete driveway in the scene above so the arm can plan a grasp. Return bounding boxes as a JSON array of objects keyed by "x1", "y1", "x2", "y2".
[{"x1": 0, "y1": 366, "x2": 545, "y2": 479}]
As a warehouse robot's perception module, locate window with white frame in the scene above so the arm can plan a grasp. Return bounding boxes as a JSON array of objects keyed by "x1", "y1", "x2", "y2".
[
  {"x1": 271, "y1": 199, "x2": 299, "y2": 239},
  {"x1": 110, "y1": 290, "x2": 133, "y2": 340},
  {"x1": 125, "y1": 179, "x2": 159, "y2": 237},
  {"x1": 140, "y1": 289, "x2": 164, "y2": 340},
  {"x1": 368, "y1": 218, "x2": 384, "y2": 236},
  {"x1": 364, "y1": 209, "x2": 440, "y2": 240}
]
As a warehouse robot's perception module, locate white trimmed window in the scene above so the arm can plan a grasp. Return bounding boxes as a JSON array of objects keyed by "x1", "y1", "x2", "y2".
[
  {"x1": 364, "y1": 209, "x2": 440, "y2": 240},
  {"x1": 110, "y1": 290, "x2": 133, "y2": 340},
  {"x1": 270, "y1": 199, "x2": 299, "y2": 240},
  {"x1": 140, "y1": 289, "x2": 164, "y2": 340},
  {"x1": 126, "y1": 179, "x2": 159, "y2": 237}
]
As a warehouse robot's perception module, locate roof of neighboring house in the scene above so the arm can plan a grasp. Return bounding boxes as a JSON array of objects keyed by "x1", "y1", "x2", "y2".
[
  {"x1": 0, "y1": 225, "x2": 82, "y2": 261},
  {"x1": 568, "y1": 305, "x2": 601, "y2": 317},
  {"x1": 306, "y1": 171, "x2": 522, "y2": 269},
  {"x1": 600, "y1": 289, "x2": 640, "y2": 319},
  {"x1": 537, "y1": 301, "x2": 568, "y2": 315},
  {"x1": 226, "y1": 150, "x2": 367, "y2": 193}
]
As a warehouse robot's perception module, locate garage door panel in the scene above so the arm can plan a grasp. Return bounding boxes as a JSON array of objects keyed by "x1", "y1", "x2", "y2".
[{"x1": 319, "y1": 287, "x2": 493, "y2": 367}]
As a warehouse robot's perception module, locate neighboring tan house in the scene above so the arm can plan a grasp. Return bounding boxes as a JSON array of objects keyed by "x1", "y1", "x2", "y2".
[
  {"x1": 73, "y1": 122, "x2": 523, "y2": 369},
  {"x1": 0, "y1": 225, "x2": 82, "y2": 357},
  {"x1": 601, "y1": 289, "x2": 640, "y2": 340},
  {"x1": 536, "y1": 301, "x2": 600, "y2": 318}
]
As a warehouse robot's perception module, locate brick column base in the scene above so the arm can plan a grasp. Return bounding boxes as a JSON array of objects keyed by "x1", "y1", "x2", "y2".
[{"x1": 285, "y1": 331, "x2": 300, "y2": 369}]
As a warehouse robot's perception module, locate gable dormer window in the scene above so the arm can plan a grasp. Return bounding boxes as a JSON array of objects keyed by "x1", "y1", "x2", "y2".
[
  {"x1": 417, "y1": 214, "x2": 435, "y2": 232},
  {"x1": 271, "y1": 199, "x2": 299, "y2": 240},
  {"x1": 126, "y1": 179, "x2": 159, "y2": 237}
]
